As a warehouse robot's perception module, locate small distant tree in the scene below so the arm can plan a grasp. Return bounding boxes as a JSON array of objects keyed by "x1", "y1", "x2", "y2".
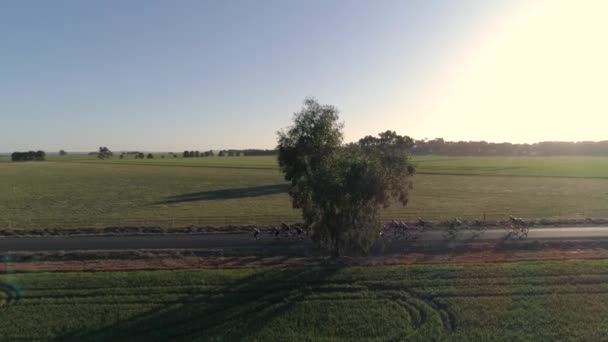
[
  {"x1": 183, "y1": 151, "x2": 190, "y2": 158},
  {"x1": 218, "y1": 150, "x2": 226, "y2": 157},
  {"x1": 59, "y1": 150, "x2": 67, "y2": 156},
  {"x1": 278, "y1": 98, "x2": 415, "y2": 257},
  {"x1": 119, "y1": 154, "x2": 124, "y2": 159},
  {"x1": 147, "y1": 153, "x2": 154, "y2": 159},
  {"x1": 97, "y1": 147, "x2": 112, "y2": 160},
  {"x1": 137, "y1": 152, "x2": 145, "y2": 159},
  {"x1": 161, "y1": 155, "x2": 165, "y2": 159}
]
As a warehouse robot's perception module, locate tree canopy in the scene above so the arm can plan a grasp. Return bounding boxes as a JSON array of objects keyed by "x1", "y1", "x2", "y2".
[
  {"x1": 278, "y1": 98, "x2": 415, "y2": 256},
  {"x1": 97, "y1": 147, "x2": 112, "y2": 160},
  {"x1": 11, "y1": 151, "x2": 46, "y2": 162}
]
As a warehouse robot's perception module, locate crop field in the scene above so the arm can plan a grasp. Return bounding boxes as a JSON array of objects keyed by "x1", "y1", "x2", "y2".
[
  {"x1": 0, "y1": 260, "x2": 607, "y2": 340},
  {"x1": 2, "y1": 155, "x2": 608, "y2": 228},
  {"x1": 415, "y1": 155, "x2": 608, "y2": 178},
  {"x1": 39, "y1": 154, "x2": 608, "y2": 178}
]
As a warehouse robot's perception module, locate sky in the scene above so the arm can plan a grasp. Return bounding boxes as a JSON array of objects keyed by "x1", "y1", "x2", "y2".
[{"x1": 1, "y1": 0, "x2": 607, "y2": 151}]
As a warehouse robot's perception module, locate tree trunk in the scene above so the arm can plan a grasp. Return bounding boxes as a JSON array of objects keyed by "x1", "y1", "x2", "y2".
[{"x1": 331, "y1": 238, "x2": 340, "y2": 258}]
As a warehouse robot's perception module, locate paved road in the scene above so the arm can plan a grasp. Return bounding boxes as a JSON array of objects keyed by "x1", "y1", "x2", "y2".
[{"x1": 0, "y1": 227, "x2": 608, "y2": 253}]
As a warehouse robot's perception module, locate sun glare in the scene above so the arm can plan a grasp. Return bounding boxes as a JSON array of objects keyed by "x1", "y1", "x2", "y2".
[{"x1": 420, "y1": 0, "x2": 608, "y2": 143}]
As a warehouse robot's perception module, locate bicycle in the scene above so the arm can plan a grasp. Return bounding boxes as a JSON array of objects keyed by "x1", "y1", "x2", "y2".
[
  {"x1": 442, "y1": 222, "x2": 460, "y2": 240},
  {"x1": 506, "y1": 216, "x2": 530, "y2": 239}
]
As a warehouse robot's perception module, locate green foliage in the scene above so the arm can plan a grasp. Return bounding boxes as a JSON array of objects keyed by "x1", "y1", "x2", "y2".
[
  {"x1": 97, "y1": 147, "x2": 112, "y2": 160},
  {"x1": 11, "y1": 151, "x2": 45, "y2": 162},
  {"x1": 278, "y1": 99, "x2": 415, "y2": 255},
  {"x1": 277, "y1": 99, "x2": 344, "y2": 254}
]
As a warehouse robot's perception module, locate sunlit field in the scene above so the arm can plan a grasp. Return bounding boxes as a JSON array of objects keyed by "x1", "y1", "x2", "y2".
[
  {"x1": 415, "y1": 156, "x2": 608, "y2": 178},
  {"x1": 0, "y1": 260, "x2": 606, "y2": 340},
  {"x1": 2, "y1": 155, "x2": 608, "y2": 228}
]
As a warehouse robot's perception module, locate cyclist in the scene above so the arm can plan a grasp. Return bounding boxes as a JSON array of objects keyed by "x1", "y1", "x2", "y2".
[{"x1": 294, "y1": 226, "x2": 304, "y2": 240}]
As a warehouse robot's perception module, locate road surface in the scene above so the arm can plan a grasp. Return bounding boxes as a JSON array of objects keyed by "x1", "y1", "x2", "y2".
[{"x1": 0, "y1": 227, "x2": 608, "y2": 253}]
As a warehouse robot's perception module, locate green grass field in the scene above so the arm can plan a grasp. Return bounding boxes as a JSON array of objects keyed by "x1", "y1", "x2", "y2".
[
  {"x1": 1, "y1": 260, "x2": 608, "y2": 340},
  {"x1": 415, "y1": 155, "x2": 608, "y2": 178},
  {"x1": 2, "y1": 155, "x2": 608, "y2": 228},
  {"x1": 16, "y1": 153, "x2": 608, "y2": 178}
]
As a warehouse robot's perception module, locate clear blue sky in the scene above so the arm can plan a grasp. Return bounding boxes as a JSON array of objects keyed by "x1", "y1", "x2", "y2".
[{"x1": 3, "y1": 1, "x2": 604, "y2": 152}]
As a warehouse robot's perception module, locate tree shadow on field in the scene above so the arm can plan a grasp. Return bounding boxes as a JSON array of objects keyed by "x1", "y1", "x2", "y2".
[
  {"x1": 56, "y1": 263, "x2": 345, "y2": 341},
  {"x1": 156, "y1": 184, "x2": 288, "y2": 204}
]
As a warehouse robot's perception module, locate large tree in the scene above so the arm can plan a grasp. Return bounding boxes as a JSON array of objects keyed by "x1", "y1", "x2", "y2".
[{"x1": 278, "y1": 98, "x2": 415, "y2": 256}]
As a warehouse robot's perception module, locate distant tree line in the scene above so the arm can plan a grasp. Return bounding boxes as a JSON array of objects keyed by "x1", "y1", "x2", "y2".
[
  {"x1": 11, "y1": 151, "x2": 46, "y2": 161},
  {"x1": 129, "y1": 152, "x2": 145, "y2": 159},
  {"x1": 183, "y1": 150, "x2": 214, "y2": 158},
  {"x1": 411, "y1": 139, "x2": 608, "y2": 156},
  {"x1": 241, "y1": 149, "x2": 277, "y2": 156},
  {"x1": 218, "y1": 150, "x2": 243, "y2": 157},
  {"x1": 180, "y1": 149, "x2": 277, "y2": 157}
]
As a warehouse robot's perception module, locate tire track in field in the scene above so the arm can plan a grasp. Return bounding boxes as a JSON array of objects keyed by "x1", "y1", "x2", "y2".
[{"x1": 0, "y1": 283, "x2": 21, "y2": 305}]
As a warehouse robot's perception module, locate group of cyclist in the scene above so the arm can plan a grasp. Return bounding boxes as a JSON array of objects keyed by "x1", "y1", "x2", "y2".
[
  {"x1": 506, "y1": 215, "x2": 530, "y2": 238},
  {"x1": 252, "y1": 216, "x2": 531, "y2": 241},
  {"x1": 252, "y1": 222, "x2": 305, "y2": 241},
  {"x1": 380, "y1": 219, "x2": 428, "y2": 241}
]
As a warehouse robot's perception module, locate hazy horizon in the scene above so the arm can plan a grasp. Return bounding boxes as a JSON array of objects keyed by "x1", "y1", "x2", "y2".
[
  {"x1": 2, "y1": 0, "x2": 607, "y2": 151},
  {"x1": 4, "y1": 136, "x2": 608, "y2": 155}
]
